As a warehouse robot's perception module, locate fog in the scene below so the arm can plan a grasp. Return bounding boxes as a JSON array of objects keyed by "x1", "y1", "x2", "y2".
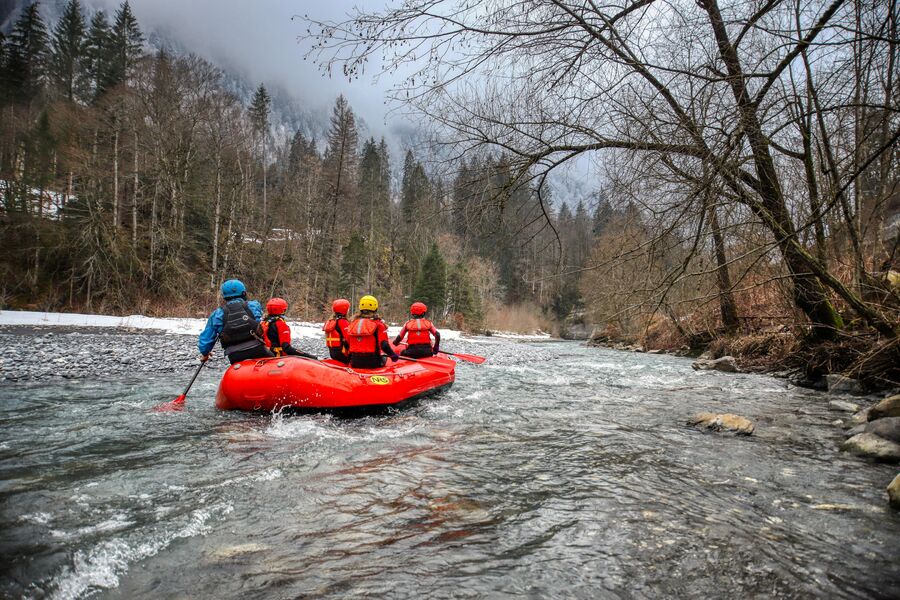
[{"x1": 86, "y1": 0, "x2": 395, "y2": 134}]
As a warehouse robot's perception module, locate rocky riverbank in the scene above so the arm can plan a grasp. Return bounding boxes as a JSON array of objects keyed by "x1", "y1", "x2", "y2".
[{"x1": 0, "y1": 325, "x2": 324, "y2": 382}]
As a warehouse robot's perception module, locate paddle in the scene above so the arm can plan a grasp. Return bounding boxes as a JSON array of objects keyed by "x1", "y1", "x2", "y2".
[
  {"x1": 438, "y1": 350, "x2": 486, "y2": 364},
  {"x1": 154, "y1": 359, "x2": 208, "y2": 412}
]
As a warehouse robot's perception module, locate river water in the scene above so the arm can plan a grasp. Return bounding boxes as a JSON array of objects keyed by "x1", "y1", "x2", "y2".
[{"x1": 1, "y1": 338, "x2": 898, "y2": 599}]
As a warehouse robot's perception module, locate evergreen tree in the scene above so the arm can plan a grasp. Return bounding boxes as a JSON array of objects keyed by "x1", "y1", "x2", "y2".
[
  {"x1": 248, "y1": 84, "x2": 271, "y2": 133},
  {"x1": 339, "y1": 232, "x2": 367, "y2": 299},
  {"x1": 249, "y1": 83, "x2": 271, "y2": 221},
  {"x1": 98, "y1": 0, "x2": 142, "y2": 95},
  {"x1": 322, "y1": 94, "x2": 358, "y2": 223},
  {"x1": 84, "y1": 10, "x2": 111, "y2": 98},
  {"x1": 1, "y1": 2, "x2": 50, "y2": 103},
  {"x1": 413, "y1": 242, "x2": 447, "y2": 318},
  {"x1": 50, "y1": 0, "x2": 87, "y2": 101},
  {"x1": 447, "y1": 260, "x2": 482, "y2": 329}
]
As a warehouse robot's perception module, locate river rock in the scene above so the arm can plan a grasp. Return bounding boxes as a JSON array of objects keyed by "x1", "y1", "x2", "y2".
[
  {"x1": 869, "y1": 395, "x2": 900, "y2": 421},
  {"x1": 864, "y1": 418, "x2": 900, "y2": 444},
  {"x1": 828, "y1": 400, "x2": 860, "y2": 413},
  {"x1": 889, "y1": 474, "x2": 900, "y2": 509},
  {"x1": 826, "y1": 374, "x2": 864, "y2": 395},
  {"x1": 848, "y1": 408, "x2": 871, "y2": 427},
  {"x1": 688, "y1": 412, "x2": 754, "y2": 435},
  {"x1": 692, "y1": 356, "x2": 739, "y2": 373},
  {"x1": 844, "y1": 424, "x2": 867, "y2": 438},
  {"x1": 840, "y1": 433, "x2": 900, "y2": 462}
]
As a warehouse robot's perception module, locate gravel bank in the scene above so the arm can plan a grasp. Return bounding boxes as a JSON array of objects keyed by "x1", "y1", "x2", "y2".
[{"x1": 0, "y1": 326, "x2": 323, "y2": 382}]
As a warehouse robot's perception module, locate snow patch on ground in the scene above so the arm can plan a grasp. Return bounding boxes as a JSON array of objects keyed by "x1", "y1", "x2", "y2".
[{"x1": 0, "y1": 310, "x2": 462, "y2": 340}]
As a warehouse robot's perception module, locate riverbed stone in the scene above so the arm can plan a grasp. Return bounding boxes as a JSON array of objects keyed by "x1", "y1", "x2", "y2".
[
  {"x1": 692, "y1": 356, "x2": 739, "y2": 373},
  {"x1": 688, "y1": 412, "x2": 754, "y2": 435},
  {"x1": 845, "y1": 424, "x2": 867, "y2": 438},
  {"x1": 864, "y1": 418, "x2": 900, "y2": 444},
  {"x1": 826, "y1": 374, "x2": 864, "y2": 395},
  {"x1": 828, "y1": 400, "x2": 860, "y2": 413},
  {"x1": 840, "y1": 433, "x2": 900, "y2": 462},
  {"x1": 869, "y1": 395, "x2": 900, "y2": 421},
  {"x1": 848, "y1": 408, "x2": 871, "y2": 427},
  {"x1": 889, "y1": 474, "x2": 900, "y2": 509}
]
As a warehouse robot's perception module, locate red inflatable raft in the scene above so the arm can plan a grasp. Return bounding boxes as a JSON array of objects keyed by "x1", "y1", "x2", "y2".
[{"x1": 215, "y1": 354, "x2": 455, "y2": 414}]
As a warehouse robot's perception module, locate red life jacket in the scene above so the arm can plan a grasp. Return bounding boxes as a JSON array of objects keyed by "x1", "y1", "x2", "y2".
[
  {"x1": 262, "y1": 316, "x2": 290, "y2": 356},
  {"x1": 323, "y1": 318, "x2": 349, "y2": 350},
  {"x1": 405, "y1": 318, "x2": 434, "y2": 345},
  {"x1": 345, "y1": 318, "x2": 382, "y2": 354}
]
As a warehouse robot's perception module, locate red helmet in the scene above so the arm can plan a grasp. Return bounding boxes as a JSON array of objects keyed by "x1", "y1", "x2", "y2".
[
  {"x1": 410, "y1": 302, "x2": 427, "y2": 316},
  {"x1": 266, "y1": 297, "x2": 288, "y2": 315},
  {"x1": 332, "y1": 298, "x2": 351, "y2": 315}
]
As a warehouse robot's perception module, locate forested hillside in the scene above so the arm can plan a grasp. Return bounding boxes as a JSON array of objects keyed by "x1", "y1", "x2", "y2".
[{"x1": 0, "y1": 1, "x2": 597, "y2": 330}]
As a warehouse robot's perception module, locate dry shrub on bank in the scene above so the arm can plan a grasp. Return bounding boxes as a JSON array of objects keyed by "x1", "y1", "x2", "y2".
[{"x1": 483, "y1": 303, "x2": 550, "y2": 334}]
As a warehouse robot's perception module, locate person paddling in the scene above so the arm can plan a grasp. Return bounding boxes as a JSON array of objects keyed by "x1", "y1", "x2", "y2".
[
  {"x1": 198, "y1": 279, "x2": 272, "y2": 365},
  {"x1": 393, "y1": 302, "x2": 441, "y2": 358},
  {"x1": 261, "y1": 297, "x2": 318, "y2": 359},
  {"x1": 344, "y1": 295, "x2": 400, "y2": 369},
  {"x1": 323, "y1": 298, "x2": 351, "y2": 364}
]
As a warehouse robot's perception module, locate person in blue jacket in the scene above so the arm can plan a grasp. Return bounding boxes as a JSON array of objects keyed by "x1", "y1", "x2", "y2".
[{"x1": 198, "y1": 279, "x2": 273, "y2": 364}]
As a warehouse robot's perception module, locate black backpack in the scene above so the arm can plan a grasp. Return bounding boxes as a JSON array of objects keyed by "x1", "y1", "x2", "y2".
[{"x1": 220, "y1": 301, "x2": 259, "y2": 346}]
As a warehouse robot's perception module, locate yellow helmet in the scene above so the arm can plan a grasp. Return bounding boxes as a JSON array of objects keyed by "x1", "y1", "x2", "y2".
[{"x1": 359, "y1": 295, "x2": 378, "y2": 311}]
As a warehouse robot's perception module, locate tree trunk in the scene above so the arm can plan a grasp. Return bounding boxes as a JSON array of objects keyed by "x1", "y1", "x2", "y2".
[
  {"x1": 113, "y1": 128, "x2": 119, "y2": 230},
  {"x1": 212, "y1": 150, "x2": 222, "y2": 288},
  {"x1": 701, "y1": 0, "x2": 845, "y2": 340},
  {"x1": 707, "y1": 204, "x2": 739, "y2": 333},
  {"x1": 132, "y1": 129, "x2": 139, "y2": 249}
]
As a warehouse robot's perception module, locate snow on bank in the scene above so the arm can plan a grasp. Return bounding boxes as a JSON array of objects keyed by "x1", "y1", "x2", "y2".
[
  {"x1": 0, "y1": 310, "x2": 465, "y2": 341},
  {"x1": 0, "y1": 310, "x2": 557, "y2": 342}
]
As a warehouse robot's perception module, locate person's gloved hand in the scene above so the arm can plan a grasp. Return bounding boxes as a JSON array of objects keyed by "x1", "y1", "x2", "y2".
[
  {"x1": 199, "y1": 354, "x2": 209, "y2": 363},
  {"x1": 432, "y1": 345, "x2": 440, "y2": 355},
  {"x1": 390, "y1": 353, "x2": 401, "y2": 363},
  {"x1": 392, "y1": 337, "x2": 402, "y2": 346}
]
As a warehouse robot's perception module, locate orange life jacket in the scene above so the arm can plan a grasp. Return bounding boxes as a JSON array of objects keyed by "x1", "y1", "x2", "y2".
[
  {"x1": 345, "y1": 318, "x2": 382, "y2": 354},
  {"x1": 404, "y1": 318, "x2": 434, "y2": 345},
  {"x1": 323, "y1": 318, "x2": 349, "y2": 351}
]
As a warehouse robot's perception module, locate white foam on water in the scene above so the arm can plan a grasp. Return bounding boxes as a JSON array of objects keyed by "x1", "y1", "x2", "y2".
[
  {"x1": 19, "y1": 512, "x2": 52, "y2": 525},
  {"x1": 47, "y1": 502, "x2": 232, "y2": 600},
  {"x1": 51, "y1": 514, "x2": 136, "y2": 540}
]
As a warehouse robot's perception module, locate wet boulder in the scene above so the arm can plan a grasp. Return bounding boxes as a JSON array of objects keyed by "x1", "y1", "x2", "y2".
[
  {"x1": 869, "y1": 395, "x2": 900, "y2": 421},
  {"x1": 864, "y1": 417, "x2": 900, "y2": 444},
  {"x1": 826, "y1": 374, "x2": 864, "y2": 395},
  {"x1": 844, "y1": 424, "x2": 867, "y2": 438},
  {"x1": 692, "y1": 356, "x2": 739, "y2": 373},
  {"x1": 840, "y1": 433, "x2": 900, "y2": 463},
  {"x1": 828, "y1": 400, "x2": 860, "y2": 413},
  {"x1": 688, "y1": 412, "x2": 754, "y2": 435},
  {"x1": 848, "y1": 408, "x2": 871, "y2": 427},
  {"x1": 889, "y1": 474, "x2": 900, "y2": 510}
]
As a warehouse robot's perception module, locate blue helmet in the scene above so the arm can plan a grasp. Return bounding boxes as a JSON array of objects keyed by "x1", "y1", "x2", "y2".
[{"x1": 220, "y1": 279, "x2": 246, "y2": 299}]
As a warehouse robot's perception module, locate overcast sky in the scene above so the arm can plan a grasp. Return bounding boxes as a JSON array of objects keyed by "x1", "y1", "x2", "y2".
[{"x1": 86, "y1": 0, "x2": 394, "y2": 133}]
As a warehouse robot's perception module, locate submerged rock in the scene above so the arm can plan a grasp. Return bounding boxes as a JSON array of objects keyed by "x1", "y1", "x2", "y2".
[
  {"x1": 844, "y1": 424, "x2": 867, "y2": 438},
  {"x1": 869, "y1": 395, "x2": 900, "y2": 421},
  {"x1": 826, "y1": 374, "x2": 864, "y2": 395},
  {"x1": 692, "y1": 356, "x2": 739, "y2": 373},
  {"x1": 864, "y1": 417, "x2": 900, "y2": 444},
  {"x1": 688, "y1": 412, "x2": 754, "y2": 435},
  {"x1": 889, "y1": 474, "x2": 900, "y2": 509},
  {"x1": 848, "y1": 408, "x2": 871, "y2": 427},
  {"x1": 828, "y1": 400, "x2": 860, "y2": 413},
  {"x1": 209, "y1": 543, "x2": 269, "y2": 560},
  {"x1": 840, "y1": 433, "x2": 900, "y2": 462}
]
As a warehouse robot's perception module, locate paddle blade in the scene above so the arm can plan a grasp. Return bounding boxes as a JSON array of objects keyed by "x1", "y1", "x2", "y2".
[
  {"x1": 446, "y1": 352, "x2": 486, "y2": 364},
  {"x1": 153, "y1": 394, "x2": 186, "y2": 412}
]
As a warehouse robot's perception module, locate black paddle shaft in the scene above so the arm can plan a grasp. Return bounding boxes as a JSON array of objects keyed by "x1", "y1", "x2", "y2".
[{"x1": 181, "y1": 360, "x2": 206, "y2": 397}]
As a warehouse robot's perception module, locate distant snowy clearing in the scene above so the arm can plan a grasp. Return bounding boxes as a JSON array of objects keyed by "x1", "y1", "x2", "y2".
[{"x1": 0, "y1": 310, "x2": 552, "y2": 342}]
